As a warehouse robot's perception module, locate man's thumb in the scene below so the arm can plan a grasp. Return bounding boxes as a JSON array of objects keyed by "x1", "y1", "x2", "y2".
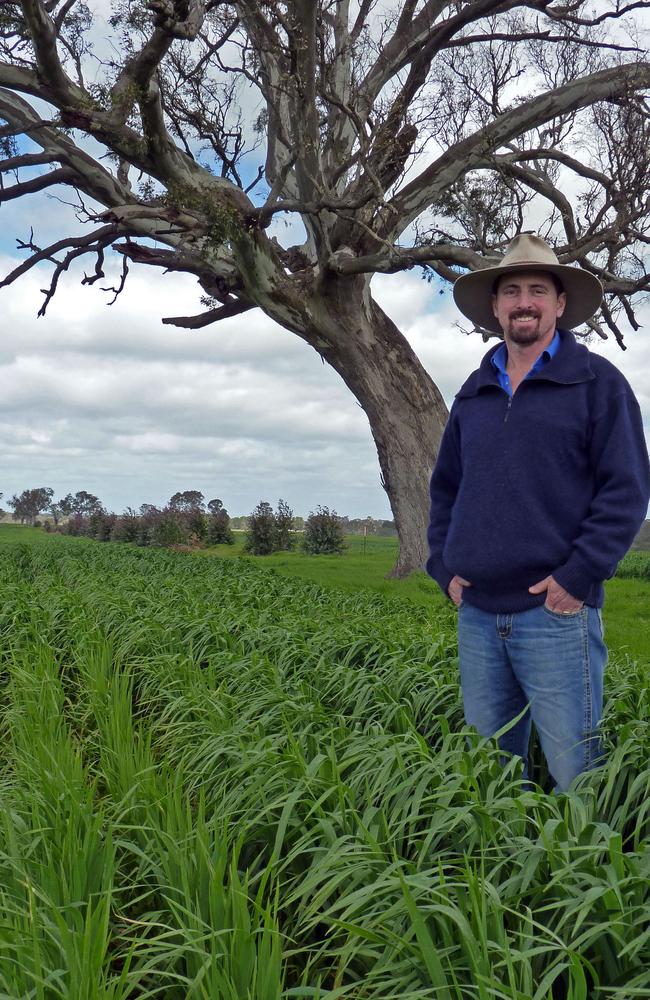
[{"x1": 528, "y1": 576, "x2": 551, "y2": 594}]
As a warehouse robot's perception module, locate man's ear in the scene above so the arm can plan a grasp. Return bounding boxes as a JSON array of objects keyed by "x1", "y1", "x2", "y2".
[
  {"x1": 491, "y1": 293, "x2": 498, "y2": 319},
  {"x1": 556, "y1": 291, "x2": 567, "y2": 318}
]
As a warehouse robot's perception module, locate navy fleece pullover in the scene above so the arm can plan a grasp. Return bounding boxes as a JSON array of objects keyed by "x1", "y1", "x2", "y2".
[{"x1": 426, "y1": 329, "x2": 650, "y2": 613}]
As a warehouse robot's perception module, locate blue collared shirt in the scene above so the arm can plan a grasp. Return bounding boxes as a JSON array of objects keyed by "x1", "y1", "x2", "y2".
[{"x1": 491, "y1": 330, "x2": 560, "y2": 396}]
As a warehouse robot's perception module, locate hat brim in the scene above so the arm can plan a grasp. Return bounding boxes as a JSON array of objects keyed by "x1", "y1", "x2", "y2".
[{"x1": 453, "y1": 261, "x2": 603, "y2": 334}]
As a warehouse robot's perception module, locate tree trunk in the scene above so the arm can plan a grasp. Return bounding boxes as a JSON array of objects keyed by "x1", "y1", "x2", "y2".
[{"x1": 304, "y1": 276, "x2": 449, "y2": 578}]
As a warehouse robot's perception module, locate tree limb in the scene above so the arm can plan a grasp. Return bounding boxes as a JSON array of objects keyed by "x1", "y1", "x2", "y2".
[
  {"x1": 328, "y1": 242, "x2": 492, "y2": 276},
  {"x1": 389, "y1": 61, "x2": 650, "y2": 236},
  {"x1": 113, "y1": 240, "x2": 241, "y2": 293},
  {"x1": 0, "y1": 225, "x2": 130, "y2": 290},
  {"x1": 162, "y1": 298, "x2": 254, "y2": 327},
  {"x1": 20, "y1": 0, "x2": 87, "y2": 103},
  {"x1": 0, "y1": 165, "x2": 76, "y2": 200}
]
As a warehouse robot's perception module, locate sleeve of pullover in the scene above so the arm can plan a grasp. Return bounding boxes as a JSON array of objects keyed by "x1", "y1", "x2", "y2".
[
  {"x1": 426, "y1": 407, "x2": 462, "y2": 598},
  {"x1": 553, "y1": 387, "x2": 650, "y2": 601}
]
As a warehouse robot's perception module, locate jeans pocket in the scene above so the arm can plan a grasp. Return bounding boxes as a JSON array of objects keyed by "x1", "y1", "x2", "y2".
[{"x1": 542, "y1": 604, "x2": 585, "y2": 620}]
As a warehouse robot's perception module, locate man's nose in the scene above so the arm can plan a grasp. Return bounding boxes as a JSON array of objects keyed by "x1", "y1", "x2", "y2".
[{"x1": 514, "y1": 291, "x2": 535, "y2": 308}]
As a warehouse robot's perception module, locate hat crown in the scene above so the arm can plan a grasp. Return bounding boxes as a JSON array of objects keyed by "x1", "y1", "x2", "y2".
[
  {"x1": 452, "y1": 230, "x2": 603, "y2": 334},
  {"x1": 500, "y1": 233, "x2": 560, "y2": 269}
]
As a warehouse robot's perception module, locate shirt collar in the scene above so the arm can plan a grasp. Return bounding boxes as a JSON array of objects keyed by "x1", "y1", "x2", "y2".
[{"x1": 491, "y1": 329, "x2": 561, "y2": 375}]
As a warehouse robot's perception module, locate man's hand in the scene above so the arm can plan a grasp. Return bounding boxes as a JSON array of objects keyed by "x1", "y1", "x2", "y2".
[
  {"x1": 529, "y1": 575, "x2": 583, "y2": 613},
  {"x1": 448, "y1": 575, "x2": 472, "y2": 607}
]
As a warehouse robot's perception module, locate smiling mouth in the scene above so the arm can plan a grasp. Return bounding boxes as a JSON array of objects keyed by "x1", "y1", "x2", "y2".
[{"x1": 511, "y1": 313, "x2": 539, "y2": 322}]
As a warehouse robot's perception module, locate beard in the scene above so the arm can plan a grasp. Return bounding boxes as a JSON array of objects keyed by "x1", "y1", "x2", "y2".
[{"x1": 504, "y1": 313, "x2": 547, "y2": 344}]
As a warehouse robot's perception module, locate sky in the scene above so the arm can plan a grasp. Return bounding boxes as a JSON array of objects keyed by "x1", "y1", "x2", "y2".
[{"x1": 1, "y1": 231, "x2": 649, "y2": 519}]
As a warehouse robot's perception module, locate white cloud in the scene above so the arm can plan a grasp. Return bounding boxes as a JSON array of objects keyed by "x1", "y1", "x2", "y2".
[
  {"x1": 1, "y1": 250, "x2": 648, "y2": 520},
  {"x1": 0, "y1": 255, "x2": 383, "y2": 516}
]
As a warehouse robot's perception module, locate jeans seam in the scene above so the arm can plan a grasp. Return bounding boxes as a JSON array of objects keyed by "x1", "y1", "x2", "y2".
[{"x1": 581, "y1": 610, "x2": 592, "y2": 770}]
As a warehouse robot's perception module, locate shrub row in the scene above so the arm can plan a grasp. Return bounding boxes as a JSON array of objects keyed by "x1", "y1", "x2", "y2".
[
  {"x1": 48, "y1": 503, "x2": 234, "y2": 548},
  {"x1": 46, "y1": 498, "x2": 347, "y2": 557}
]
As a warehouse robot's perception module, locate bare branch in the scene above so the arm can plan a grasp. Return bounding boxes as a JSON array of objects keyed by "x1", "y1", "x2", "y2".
[
  {"x1": 487, "y1": 156, "x2": 578, "y2": 243},
  {"x1": 361, "y1": 0, "x2": 513, "y2": 115},
  {"x1": 389, "y1": 61, "x2": 650, "y2": 236},
  {"x1": 0, "y1": 88, "x2": 138, "y2": 208},
  {"x1": 0, "y1": 165, "x2": 76, "y2": 201},
  {"x1": 0, "y1": 225, "x2": 130, "y2": 291},
  {"x1": 445, "y1": 31, "x2": 641, "y2": 54},
  {"x1": 542, "y1": 0, "x2": 650, "y2": 28},
  {"x1": 109, "y1": 30, "x2": 176, "y2": 124},
  {"x1": 81, "y1": 245, "x2": 106, "y2": 286},
  {"x1": 500, "y1": 145, "x2": 613, "y2": 187},
  {"x1": 52, "y1": 0, "x2": 81, "y2": 32},
  {"x1": 100, "y1": 253, "x2": 129, "y2": 306},
  {"x1": 2, "y1": 224, "x2": 133, "y2": 316},
  {"x1": 599, "y1": 296, "x2": 627, "y2": 349},
  {"x1": 328, "y1": 241, "x2": 491, "y2": 276},
  {"x1": 162, "y1": 298, "x2": 253, "y2": 327},
  {"x1": 112, "y1": 240, "x2": 243, "y2": 298},
  {"x1": 0, "y1": 150, "x2": 53, "y2": 171}
]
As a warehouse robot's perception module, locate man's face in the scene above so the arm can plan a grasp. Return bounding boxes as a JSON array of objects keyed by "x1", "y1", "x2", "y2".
[{"x1": 492, "y1": 271, "x2": 566, "y2": 346}]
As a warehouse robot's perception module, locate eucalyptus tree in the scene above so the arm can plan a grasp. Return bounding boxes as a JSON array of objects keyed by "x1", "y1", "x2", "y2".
[
  {"x1": 1, "y1": 1, "x2": 649, "y2": 574},
  {"x1": 8, "y1": 486, "x2": 54, "y2": 524}
]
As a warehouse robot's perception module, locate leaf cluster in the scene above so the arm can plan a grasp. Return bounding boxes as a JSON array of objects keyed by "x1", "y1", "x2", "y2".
[
  {"x1": 244, "y1": 498, "x2": 295, "y2": 555},
  {"x1": 303, "y1": 504, "x2": 346, "y2": 555}
]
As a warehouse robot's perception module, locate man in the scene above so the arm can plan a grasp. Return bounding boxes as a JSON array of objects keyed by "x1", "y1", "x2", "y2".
[{"x1": 426, "y1": 233, "x2": 650, "y2": 791}]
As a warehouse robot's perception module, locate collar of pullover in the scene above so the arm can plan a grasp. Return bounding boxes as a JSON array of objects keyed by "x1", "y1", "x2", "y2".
[{"x1": 456, "y1": 328, "x2": 596, "y2": 399}]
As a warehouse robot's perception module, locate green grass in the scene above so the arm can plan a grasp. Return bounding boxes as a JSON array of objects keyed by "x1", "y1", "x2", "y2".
[
  {"x1": 0, "y1": 534, "x2": 649, "y2": 997},
  {"x1": 617, "y1": 549, "x2": 650, "y2": 580},
  {"x1": 3, "y1": 525, "x2": 649, "y2": 659},
  {"x1": 598, "y1": 577, "x2": 650, "y2": 664},
  {"x1": 204, "y1": 532, "x2": 650, "y2": 663},
  {"x1": 0, "y1": 523, "x2": 51, "y2": 543},
  {"x1": 203, "y1": 532, "x2": 444, "y2": 606}
]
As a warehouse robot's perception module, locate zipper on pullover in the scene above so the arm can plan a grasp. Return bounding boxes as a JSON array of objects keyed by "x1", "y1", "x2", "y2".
[{"x1": 504, "y1": 395, "x2": 513, "y2": 423}]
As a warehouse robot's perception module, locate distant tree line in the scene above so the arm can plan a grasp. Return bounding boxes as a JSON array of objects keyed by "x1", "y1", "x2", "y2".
[
  {"x1": 2, "y1": 487, "x2": 105, "y2": 525},
  {"x1": 1, "y1": 485, "x2": 399, "y2": 557},
  {"x1": 2, "y1": 486, "x2": 396, "y2": 533},
  {"x1": 56, "y1": 491, "x2": 234, "y2": 548}
]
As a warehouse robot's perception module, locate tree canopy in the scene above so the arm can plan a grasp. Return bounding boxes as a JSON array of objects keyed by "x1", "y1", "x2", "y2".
[
  {"x1": 8, "y1": 486, "x2": 54, "y2": 523},
  {"x1": 1, "y1": 1, "x2": 649, "y2": 574}
]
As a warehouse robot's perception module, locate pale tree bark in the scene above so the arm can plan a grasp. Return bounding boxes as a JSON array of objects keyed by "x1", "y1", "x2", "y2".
[
  {"x1": 253, "y1": 271, "x2": 450, "y2": 576},
  {"x1": 303, "y1": 283, "x2": 449, "y2": 578},
  {"x1": 1, "y1": 0, "x2": 650, "y2": 575}
]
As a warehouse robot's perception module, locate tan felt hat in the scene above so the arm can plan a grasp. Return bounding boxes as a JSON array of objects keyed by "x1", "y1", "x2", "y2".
[{"x1": 453, "y1": 233, "x2": 603, "y2": 334}]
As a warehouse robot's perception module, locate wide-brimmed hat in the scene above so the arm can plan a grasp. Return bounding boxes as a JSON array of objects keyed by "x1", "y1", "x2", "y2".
[{"x1": 453, "y1": 233, "x2": 603, "y2": 334}]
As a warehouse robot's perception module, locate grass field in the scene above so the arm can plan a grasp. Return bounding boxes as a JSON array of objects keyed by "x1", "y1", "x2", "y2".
[
  {"x1": 0, "y1": 529, "x2": 649, "y2": 997},
  {"x1": 2, "y1": 523, "x2": 650, "y2": 660},
  {"x1": 205, "y1": 534, "x2": 650, "y2": 663}
]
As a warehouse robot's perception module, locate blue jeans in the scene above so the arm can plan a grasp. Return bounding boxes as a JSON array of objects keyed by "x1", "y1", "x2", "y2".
[{"x1": 457, "y1": 602, "x2": 607, "y2": 792}]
